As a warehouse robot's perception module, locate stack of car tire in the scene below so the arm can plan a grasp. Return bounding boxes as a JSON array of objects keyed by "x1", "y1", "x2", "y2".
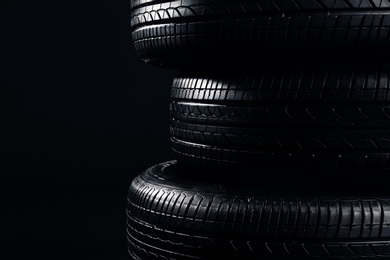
[{"x1": 127, "y1": 0, "x2": 390, "y2": 259}]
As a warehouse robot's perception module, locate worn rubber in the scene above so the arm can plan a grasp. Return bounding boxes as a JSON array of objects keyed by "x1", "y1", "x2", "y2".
[
  {"x1": 130, "y1": 0, "x2": 390, "y2": 68},
  {"x1": 127, "y1": 160, "x2": 390, "y2": 260}
]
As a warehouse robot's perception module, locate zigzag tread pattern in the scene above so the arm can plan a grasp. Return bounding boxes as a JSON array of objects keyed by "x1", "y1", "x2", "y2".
[
  {"x1": 170, "y1": 68, "x2": 390, "y2": 102},
  {"x1": 170, "y1": 123, "x2": 390, "y2": 151},
  {"x1": 126, "y1": 162, "x2": 390, "y2": 258},
  {"x1": 131, "y1": 0, "x2": 390, "y2": 10},
  {"x1": 170, "y1": 137, "x2": 390, "y2": 175},
  {"x1": 170, "y1": 101, "x2": 390, "y2": 127},
  {"x1": 127, "y1": 215, "x2": 390, "y2": 259},
  {"x1": 130, "y1": 1, "x2": 390, "y2": 67},
  {"x1": 131, "y1": 0, "x2": 390, "y2": 26},
  {"x1": 132, "y1": 16, "x2": 390, "y2": 61}
]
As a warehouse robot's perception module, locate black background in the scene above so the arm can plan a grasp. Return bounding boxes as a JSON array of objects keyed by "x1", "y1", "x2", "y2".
[{"x1": 1, "y1": 0, "x2": 180, "y2": 259}]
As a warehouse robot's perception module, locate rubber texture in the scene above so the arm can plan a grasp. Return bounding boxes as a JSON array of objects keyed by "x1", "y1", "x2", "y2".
[
  {"x1": 130, "y1": 0, "x2": 390, "y2": 68},
  {"x1": 127, "y1": 160, "x2": 390, "y2": 260},
  {"x1": 169, "y1": 65, "x2": 390, "y2": 176}
]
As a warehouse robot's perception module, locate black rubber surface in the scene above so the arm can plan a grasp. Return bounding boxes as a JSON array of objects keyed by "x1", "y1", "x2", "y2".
[
  {"x1": 130, "y1": 0, "x2": 390, "y2": 68},
  {"x1": 127, "y1": 160, "x2": 390, "y2": 260},
  {"x1": 171, "y1": 120, "x2": 390, "y2": 151},
  {"x1": 171, "y1": 65, "x2": 390, "y2": 103},
  {"x1": 169, "y1": 65, "x2": 390, "y2": 176}
]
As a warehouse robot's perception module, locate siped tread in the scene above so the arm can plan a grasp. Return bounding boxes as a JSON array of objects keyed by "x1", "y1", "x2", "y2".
[
  {"x1": 170, "y1": 120, "x2": 390, "y2": 151},
  {"x1": 170, "y1": 137, "x2": 390, "y2": 177},
  {"x1": 130, "y1": 0, "x2": 390, "y2": 67},
  {"x1": 170, "y1": 67, "x2": 390, "y2": 103},
  {"x1": 171, "y1": 101, "x2": 390, "y2": 127},
  {"x1": 126, "y1": 160, "x2": 390, "y2": 259},
  {"x1": 169, "y1": 66, "x2": 390, "y2": 174}
]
